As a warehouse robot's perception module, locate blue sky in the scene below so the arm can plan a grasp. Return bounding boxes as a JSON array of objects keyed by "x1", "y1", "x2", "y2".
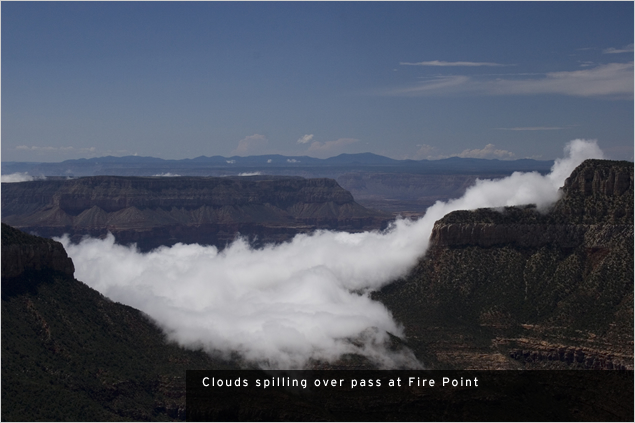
[{"x1": 2, "y1": 1, "x2": 633, "y2": 162}]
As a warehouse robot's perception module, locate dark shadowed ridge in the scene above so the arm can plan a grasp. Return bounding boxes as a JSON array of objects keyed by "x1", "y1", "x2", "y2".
[{"x1": 1, "y1": 223, "x2": 238, "y2": 421}]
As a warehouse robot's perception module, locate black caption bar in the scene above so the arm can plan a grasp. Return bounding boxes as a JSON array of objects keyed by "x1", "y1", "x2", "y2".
[{"x1": 186, "y1": 370, "x2": 633, "y2": 421}]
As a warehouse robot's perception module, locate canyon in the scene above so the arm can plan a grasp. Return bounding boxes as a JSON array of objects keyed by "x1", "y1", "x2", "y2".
[{"x1": 1, "y1": 158, "x2": 633, "y2": 420}]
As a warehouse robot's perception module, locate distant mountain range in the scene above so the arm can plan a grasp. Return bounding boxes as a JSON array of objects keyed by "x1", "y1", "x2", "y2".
[{"x1": 2, "y1": 153, "x2": 554, "y2": 177}]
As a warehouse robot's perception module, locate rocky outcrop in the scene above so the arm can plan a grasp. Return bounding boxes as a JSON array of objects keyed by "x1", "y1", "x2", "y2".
[
  {"x1": 1, "y1": 223, "x2": 75, "y2": 279},
  {"x1": 553, "y1": 159, "x2": 634, "y2": 224},
  {"x1": 2, "y1": 176, "x2": 390, "y2": 251},
  {"x1": 376, "y1": 159, "x2": 633, "y2": 370}
]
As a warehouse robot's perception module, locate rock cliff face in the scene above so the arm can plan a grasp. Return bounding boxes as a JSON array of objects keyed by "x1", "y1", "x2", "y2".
[
  {"x1": 2, "y1": 223, "x2": 75, "y2": 279},
  {"x1": 2, "y1": 175, "x2": 390, "y2": 251},
  {"x1": 376, "y1": 159, "x2": 633, "y2": 370},
  {"x1": 430, "y1": 160, "x2": 633, "y2": 249},
  {"x1": 553, "y1": 159, "x2": 634, "y2": 223}
]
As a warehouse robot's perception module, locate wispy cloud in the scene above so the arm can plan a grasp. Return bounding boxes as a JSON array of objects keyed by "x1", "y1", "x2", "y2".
[
  {"x1": 495, "y1": 126, "x2": 567, "y2": 131},
  {"x1": 389, "y1": 63, "x2": 633, "y2": 100},
  {"x1": 12, "y1": 145, "x2": 136, "y2": 159},
  {"x1": 297, "y1": 134, "x2": 314, "y2": 144},
  {"x1": 16, "y1": 145, "x2": 96, "y2": 153},
  {"x1": 231, "y1": 134, "x2": 269, "y2": 156},
  {"x1": 603, "y1": 43, "x2": 634, "y2": 54},
  {"x1": 578, "y1": 61, "x2": 595, "y2": 68},
  {"x1": 456, "y1": 144, "x2": 515, "y2": 159},
  {"x1": 400, "y1": 60, "x2": 511, "y2": 67},
  {"x1": 306, "y1": 138, "x2": 359, "y2": 158},
  {"x1": 410, "y1": 144, "x2": 439, "y2": 160}
]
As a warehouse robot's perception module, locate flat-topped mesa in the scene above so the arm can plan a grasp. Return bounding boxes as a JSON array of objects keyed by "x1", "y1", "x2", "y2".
[
  {"x1": 1, "y1": 223, "x2": 75, "y2": 279},
  {"x1": 2, "y1": 175, "x2": 357, "y2": 215},
  {"x1": 430, "y1": 160, "x2": 633, "y2": 249},
  {"x1": 2, "y1": 175, "x2": 391, "y2": 251}
]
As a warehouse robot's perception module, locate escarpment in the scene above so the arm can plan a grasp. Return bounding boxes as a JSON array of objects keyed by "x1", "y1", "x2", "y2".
[
  {"x1": 2, "y1": 175, "x2": 390, "y2": 251},
  {"x1": 1, "y1": 223, "x2": 75, "y2": 279},
  {"x1": 376, "y1": 159, "x2": 633, "y2": 370},
  {"x1": 552, "y1": 159, "x2": 634, "y2": 223}
]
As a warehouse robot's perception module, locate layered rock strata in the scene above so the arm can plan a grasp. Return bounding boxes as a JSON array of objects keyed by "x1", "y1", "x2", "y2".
[
  {"x1": 376, "y1": 159, "x2": 633, "y2": 370},
  {"x1": 2, "y1": 175, "x2": 390, "y2": 251}
]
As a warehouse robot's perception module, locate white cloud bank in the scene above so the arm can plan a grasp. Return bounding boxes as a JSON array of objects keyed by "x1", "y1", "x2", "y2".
[
  {"x1": 61, "y1": 139, "x2": 603, "y2": 369},
  {"x1": 1, "y1": 173, "x2": 45, "y2": 183}
]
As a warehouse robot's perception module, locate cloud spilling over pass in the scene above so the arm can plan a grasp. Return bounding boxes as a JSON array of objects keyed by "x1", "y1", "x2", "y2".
[{"x1": 61, "y1": 140, "x2": 603, "y2": 369}]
